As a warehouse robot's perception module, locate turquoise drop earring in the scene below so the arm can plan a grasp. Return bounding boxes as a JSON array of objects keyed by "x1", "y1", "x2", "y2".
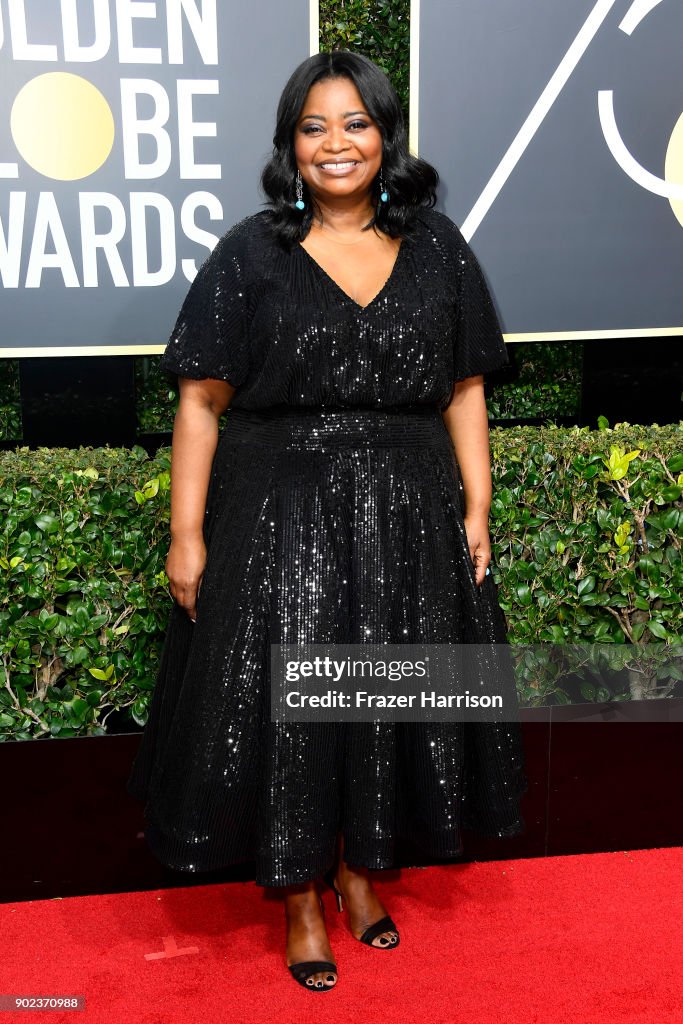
[
  {"x1": 294, "y1": 169, "x2": 305, "y2": 210},
  {"x1": 379, "y1": 167, "x2": 389, "y2": 203}
]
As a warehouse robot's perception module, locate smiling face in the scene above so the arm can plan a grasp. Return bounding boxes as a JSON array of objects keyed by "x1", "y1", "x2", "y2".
[{"x1": 293, "y1": 76, "x2": 384, "y2": 211}]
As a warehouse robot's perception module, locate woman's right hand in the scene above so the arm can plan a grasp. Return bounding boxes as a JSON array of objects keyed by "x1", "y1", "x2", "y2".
[{"x1": 166, "y1": 534, "x2": 207, "y2": 623}]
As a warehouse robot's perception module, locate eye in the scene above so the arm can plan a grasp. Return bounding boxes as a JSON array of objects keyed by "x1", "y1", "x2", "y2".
[{"x1": 300, "y1": 120, "x2": 369, "y2": 134}]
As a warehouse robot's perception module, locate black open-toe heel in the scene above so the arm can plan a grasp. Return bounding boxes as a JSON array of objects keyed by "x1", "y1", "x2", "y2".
[
  {"x1": 288, "y1": 960, "x2": 338, "y2": 991},
  {"x1": 323, "y1": 868, "x2": 400, "y2": 949},
  {"x1": 287, "y1": 894, "x2": 338, "y2": 991}
]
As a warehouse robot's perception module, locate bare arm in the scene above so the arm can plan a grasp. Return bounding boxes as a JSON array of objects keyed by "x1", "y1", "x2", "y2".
[
  {"x1": 166, "y1": 376, "x2": 236, "y2": 621},
  {"x1": 441, "y1": 375, "x2": 492, "y2": 586}
]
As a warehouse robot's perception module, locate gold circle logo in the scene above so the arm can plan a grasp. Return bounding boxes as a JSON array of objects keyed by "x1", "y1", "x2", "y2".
[
  {"x1": 665, "y1": 111, "x2": 683, "y2": 229},
  {"x1": 10, "y1": 72, "x2": 115, "y2": 181}
]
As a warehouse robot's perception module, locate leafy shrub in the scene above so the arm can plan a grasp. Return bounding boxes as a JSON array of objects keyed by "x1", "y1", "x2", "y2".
[
  {"x1": 0, "y1": 446, "x2": 171, "y2": 740},
  {"x1": 490, "y1": 421, "x2": 683, "y2": 705},
  {"x1": 0, "y1": 421, "x2": 680, "y2": 740}
]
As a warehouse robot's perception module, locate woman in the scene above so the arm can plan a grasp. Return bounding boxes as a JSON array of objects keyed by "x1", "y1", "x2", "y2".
[{"x1": 127, "y1": 50, "x2": 527, "y2": 992}]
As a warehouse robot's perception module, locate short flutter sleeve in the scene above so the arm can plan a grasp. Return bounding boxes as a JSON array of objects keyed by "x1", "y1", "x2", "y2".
[
  {"x1": 159, "y1": 220, "x2": 251, "y2": 387},
  {"x1": 449, "y1": 221, "x2": 510, "y2": 383}
]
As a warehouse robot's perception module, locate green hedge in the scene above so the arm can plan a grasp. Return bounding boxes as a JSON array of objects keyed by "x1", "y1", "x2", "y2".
[
  {"x1": 0, "y1": 446, "x2": 171, "y2": 740},
  {"x1": 489, "y1": 421, "x2": 683, "y2": 706},
  {"x1": 1, "y1": 421, "x2": 681, "y2": 740}
]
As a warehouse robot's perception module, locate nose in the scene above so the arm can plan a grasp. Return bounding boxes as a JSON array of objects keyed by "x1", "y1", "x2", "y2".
[{"x1": 322, "y1": 124, "x2": 350, "y2": 153}]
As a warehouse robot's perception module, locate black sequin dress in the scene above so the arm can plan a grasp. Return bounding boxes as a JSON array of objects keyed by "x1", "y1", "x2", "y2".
[{"x1": 126, "y1": 206, "x2": 528, "y2": 886}]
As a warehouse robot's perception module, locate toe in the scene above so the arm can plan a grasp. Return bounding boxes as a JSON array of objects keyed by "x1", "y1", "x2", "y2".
[{"x1": 308, "y1": 969, "x2": 336, "y2": 988}]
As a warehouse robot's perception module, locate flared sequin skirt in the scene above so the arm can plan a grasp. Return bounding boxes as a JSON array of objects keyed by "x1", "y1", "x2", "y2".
[{"x1": 127, "y1": 404, "x2": 528, "y2": 885}]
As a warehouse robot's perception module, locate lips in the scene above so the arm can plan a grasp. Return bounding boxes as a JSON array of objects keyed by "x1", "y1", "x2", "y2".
[{"x1": 317, "y1": 160, "x2": 360, "y2": 175}]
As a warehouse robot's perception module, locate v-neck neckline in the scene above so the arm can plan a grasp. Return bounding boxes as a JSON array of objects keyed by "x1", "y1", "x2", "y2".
[{"x1": 297, "y1": 234, "x2": 406, "y2": 312}]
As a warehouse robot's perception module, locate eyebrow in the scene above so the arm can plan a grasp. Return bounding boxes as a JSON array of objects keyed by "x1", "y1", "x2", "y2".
[{"x1": 299, "y1": 111, "x2": 368, "y2": 121}]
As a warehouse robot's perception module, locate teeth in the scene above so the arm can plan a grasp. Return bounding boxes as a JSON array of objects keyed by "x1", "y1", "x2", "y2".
[{"x1": 321, "y1": 162, "x2": 357, "y2": 169}]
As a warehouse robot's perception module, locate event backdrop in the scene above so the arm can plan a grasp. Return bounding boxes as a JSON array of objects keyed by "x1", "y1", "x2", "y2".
[
  {"x1": 2, "y1": 2, "x2": 682, "y2": 354},
  {"x1": 414, "y1": 0, "x2": 683, "y2": 340},
  {"x1": 0, "y1": 0, "x2": 315, "y2": 356}
]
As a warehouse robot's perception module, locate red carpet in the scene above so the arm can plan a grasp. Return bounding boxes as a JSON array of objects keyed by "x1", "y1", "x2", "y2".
[{"x1": 2, "y1": 847, "x2": 682, "y2": 1023}]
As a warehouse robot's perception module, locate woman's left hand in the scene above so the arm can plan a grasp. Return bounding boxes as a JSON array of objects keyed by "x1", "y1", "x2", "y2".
[{"x1": 463, "y1": 513, "x2": 491, "y2": 587}]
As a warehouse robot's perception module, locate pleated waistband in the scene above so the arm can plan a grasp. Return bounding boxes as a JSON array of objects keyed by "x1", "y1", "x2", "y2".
[{"x1": 222, "y1": 404, "x2": 452, "y2": 450}]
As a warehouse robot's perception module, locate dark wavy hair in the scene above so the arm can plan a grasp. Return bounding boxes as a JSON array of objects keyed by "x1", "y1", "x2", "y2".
[{"x1": 259, "y1": 51, "x2": 439, "y2": 248}]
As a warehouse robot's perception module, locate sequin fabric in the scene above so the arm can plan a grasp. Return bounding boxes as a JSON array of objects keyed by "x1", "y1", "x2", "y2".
[{"x1": 126, "y1": 207, "x2": 528, "y2": 886}]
